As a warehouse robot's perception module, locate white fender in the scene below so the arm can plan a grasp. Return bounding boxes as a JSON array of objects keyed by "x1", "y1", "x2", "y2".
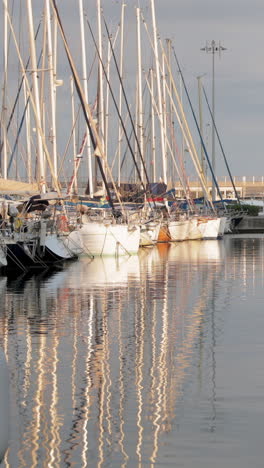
[{"x1": 0, "y1": 348, "x2": 9, "y2": 462}]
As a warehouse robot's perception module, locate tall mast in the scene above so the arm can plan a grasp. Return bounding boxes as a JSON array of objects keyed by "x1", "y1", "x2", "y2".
[
  {"x1": 79, "y1": 0, "x2": 93, "y2": 196},
  {"x1": 45, "y1": 0, "x2": 58, "y2": 179},
  {"x1": 150, "y1": 68, "x2": 156, "y2": 182},
  {"x1": 150, "y1": 0, "x2": 167, "y2": 185},
  {"x1": 50, "y1": 0, "x2": 125, "y2": 213},
  {"x1": 26, "y1": 0, "x2": 46, "y2": 192},
  {"x1": 197, "y1": 75, "x2": 205, "y2": 176},
  {"x1": 70, "y1": 76, "x2": 77, "y2": 194},
  {"x1": 117, "y1": 1, "x2": 126, "y2": 187},
  {"x1": 105, "y1": 27, "x2": 120, "y2": 169},
  {"x1": 134, "y1": 81, "x2": 139, "y2": 184},
  {"x1": 23, "y1": 80, "x2": 32, "y2": 183},
  {"x1": 166, "y1": 38, "x2": 174, "y2": 182},
  {"x1": 105, "y1": 34, "x2": 111, "y2": 168},
  {"x1": 161, "y1": 49, "x2": 168, "y2": 183},
  {"x1": 136, "y1": 7, "x2": 144, "y2": 182},
  {"x1": 1, "y1": 0, "x2": 8, "y2": 178},
  {"x1": 97, "y1": 0, "x2": 105, "y2": 177}
]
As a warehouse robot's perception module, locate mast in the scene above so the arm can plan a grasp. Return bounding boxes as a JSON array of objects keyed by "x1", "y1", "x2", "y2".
[
  {"x1": 70, "y1": 76, "x2": 77, "y2": 194},
  {"x1": 50, "y1": 0, "x2": 125, "y2": 214},
  {"x1": 136, "y1": 7, "x2": 144, "y2": 182},
  {"x1": 79, "y1": 0, "x2": 93, "y2": 196},
  {"x1": 117, "y1": 1, "x2": 126, "y2": 187},
  {"x1": 1, "y1": 0, "x2": 8, "y2": 178},
  {"x1": 23, "y1": 80, "x2": 32, "y2": 183},
  {"x1": 150, "y1": 0, "x2": 167, "y2": 186},
  {"x1": 105, "y1": 26, "x2": 120, "y2": 173},
  {"x1": 197, "y1": 75, "x2": 205, "y2": 176},
  {"x1": 105, "y1": 32, "x2": 111, "y2": 169},
  {"x1": 97, "y1": 0, "x2": 105, "y2": 180},
  {"x1": 145, "y1": 72, "x2": 192, "y2": 202},
  {"x1": 45, "y1": 0, "x2": 58, "y2": 179},
  {"x1": 26, "y1": 0, "x2": 46, "y2": 192},
  {"x1": 134, "y1": 81, "x2": 139, "y2": 184},
  {"x1": 161, "y1": 49, "x2": 168, "y2": 184},
  {"x1": 150, "y1": 68, "x2": 156, "y2": 182},
  {"x1": 166, "y1": 38, "x2": 174, "y2": 182}
]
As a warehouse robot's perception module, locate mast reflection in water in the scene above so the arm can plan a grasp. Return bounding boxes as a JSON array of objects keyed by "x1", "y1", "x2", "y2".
[{"x1": 1, "y1": 236, "x2": 264, "y2": 467}]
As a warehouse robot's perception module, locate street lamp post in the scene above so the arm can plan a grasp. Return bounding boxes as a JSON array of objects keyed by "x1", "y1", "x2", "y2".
[{"x1": 201, "y1": 40, "x2": 227, "y2": 201}]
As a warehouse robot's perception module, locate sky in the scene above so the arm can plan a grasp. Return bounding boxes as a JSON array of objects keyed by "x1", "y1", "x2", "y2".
[
  {"x1": 124, "y1": 0, "x2": 264, "y2": 179},
  {"x1": 1, "y1": 0, "x2": 264, "y2": 184}
]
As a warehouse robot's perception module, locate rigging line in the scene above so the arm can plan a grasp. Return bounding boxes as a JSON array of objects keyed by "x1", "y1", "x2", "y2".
[
  {"x1": 109, "y1": 111, "x2": 131, "y2": 173},
  {"x1": 117, "y1": 74, "x2": 149, "y2": 177},
  {"x1": 8, "y1": 48, "x2": 43, "y2": 175},
  {"x1": 101, "y1": 19, "x2": 154, "y2": 195},
  {"x1": 86, "y1": 17, "x2": 150, "y2": 197},
  {"x1": 172, "y1": 46, "x2": 225, "y2": 208},
  {"x1": 3, "y1": 6, "x2": 64, "y2": 196},
  {"x1": 1, "y1": 21, "x2": 42, "y2": 147},
  {"x1": 50, "y1": 0, "x2": 117, "y2": 214},
  {"x1": 58, "y1": 105, "x2": 81, "y2": 177},
  {"x1": 164, "y1": 114, "x2": 194, "y2": 210},
  {"x1": 7, "y1": 101, "x2": 28, "y2": 175},
  {"x1": 144, "y1": 72, "x2": 193, "y2": 207},
  {"x1": 140, "y1": 11, "x2": 212, "y2": 209},
  {"x1": 120, "y1": 127, "x2": 133, "y2": 172},
  {"x1": 87, "y1": 20, "x2": 157, "y2": 212},
  {"x1": 202, "y1": 85, "x2": 240, "y2": 204}
]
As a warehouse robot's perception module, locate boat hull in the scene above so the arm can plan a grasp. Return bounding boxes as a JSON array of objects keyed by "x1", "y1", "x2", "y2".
[
  {"x1": 201, "y1": 218, "x2": 221, "y2": 239},
  {"x1": 168, "y1": 219, "x2": 189, "y2": 241},
  {"x1": 157, "y1": 222, "x2": 171, "y2": 242},
  {"x1": 67, "y1": 221, "x2": 140, "y2": 257},
  {"x1": 140, "y1": 221, "x2": 161, "y2": 247},
  {"x1": 4, "y1": 234, "x2": 76, "y2": 271},
  {"x1": 0, "y1": 246, "x2": 7, "y2": 267},
  {"x1": 187, "y1": 218, "x2": 204, "y2": 240}
]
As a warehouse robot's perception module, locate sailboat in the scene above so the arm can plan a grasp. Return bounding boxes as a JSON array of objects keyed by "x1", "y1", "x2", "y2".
[
  {"x1": 49, "y1": 1, "x2": 142, "y2": 258},
  {"x1": 66, "y1": 207, "x2": 140, "y2": 257},
  {"x1": 0, "y1": 1, "x2": 80, "y2": 270}
]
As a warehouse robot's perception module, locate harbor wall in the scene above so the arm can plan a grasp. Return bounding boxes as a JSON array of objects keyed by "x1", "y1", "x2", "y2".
[{"x1": 235, "y1": 216, "x2": 264, "y2": 233}]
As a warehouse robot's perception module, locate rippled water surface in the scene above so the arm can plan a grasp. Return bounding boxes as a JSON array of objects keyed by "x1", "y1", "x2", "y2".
[{"x1": 0, "y1": 235, "x2": 264, "y2": 467}]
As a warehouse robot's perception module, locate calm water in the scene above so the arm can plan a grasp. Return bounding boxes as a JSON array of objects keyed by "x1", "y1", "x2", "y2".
[{"x1": 0, "y1": 235, "x2": 264, "y2": 467}]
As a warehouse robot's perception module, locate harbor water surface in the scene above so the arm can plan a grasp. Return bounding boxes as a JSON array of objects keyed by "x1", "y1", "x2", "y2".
[{"x1": 0, "y1": 235, "x2": 264, "y2": 467}]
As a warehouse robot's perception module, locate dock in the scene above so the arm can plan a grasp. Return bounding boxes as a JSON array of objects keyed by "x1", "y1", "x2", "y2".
[
  {"x1": 235, "y1": 216, "x2": 264, "y2": 233},
  {"x1": 174, "y1": 176, "x2": 264, "y2": 199}
]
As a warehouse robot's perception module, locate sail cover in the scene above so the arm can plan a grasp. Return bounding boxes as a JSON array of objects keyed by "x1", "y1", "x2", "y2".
[{"x1": 0, "y1": 178, "x2": 39, "y2": 195}]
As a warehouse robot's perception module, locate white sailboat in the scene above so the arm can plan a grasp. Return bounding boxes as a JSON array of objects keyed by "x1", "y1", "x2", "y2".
[
  {"x1": 50, "y1": 2, "x2": 144, "y2": 258},
  {"x1": 66, "y1": 209, "x2": 140, "y2": 257},
  {"x1": 168, "y1": 213, "x2": 190, "y2": 242},
  {"x1": 140, "y1": 218, "x2": 161, "y2": 247}
]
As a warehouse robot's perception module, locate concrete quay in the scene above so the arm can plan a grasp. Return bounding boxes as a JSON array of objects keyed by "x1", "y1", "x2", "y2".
[
  {"x1": 174, "y1": 176, "x2": 264, "y2": 199},
  {"x1": 235, "y1": 216, "x2": 264, "y2": 233}
]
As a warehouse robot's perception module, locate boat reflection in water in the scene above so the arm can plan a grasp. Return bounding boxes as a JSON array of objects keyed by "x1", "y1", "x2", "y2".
[
  {"x1": 0, "y1": 239, "x2": 234, "y2": 467},
  {"x1": 0, "y1": 346, "x2": 9, "y2": 464},
  {"x1": 64, "y1": 255, "x2": 141, "y2": 290},
  {"x1": 168, "y1": 239, "x2": 226, "y2": 263}
]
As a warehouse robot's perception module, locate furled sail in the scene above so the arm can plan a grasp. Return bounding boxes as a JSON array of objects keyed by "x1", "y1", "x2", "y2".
[{"x1": 0, "y1": 178, "x2": 39, "y2": 195}]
